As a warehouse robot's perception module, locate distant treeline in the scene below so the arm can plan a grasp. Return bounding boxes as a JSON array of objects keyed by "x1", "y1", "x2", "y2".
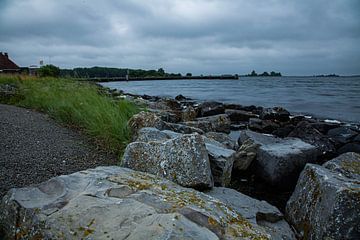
[
  {"x1": 60, "y1": 67, "x2": 182, "y2": 78},
  {"x1": 246, "y1": 70, "x2": 282, "y2": 77}
]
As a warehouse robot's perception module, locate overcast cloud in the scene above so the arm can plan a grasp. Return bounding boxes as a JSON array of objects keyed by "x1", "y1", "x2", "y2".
[{"x1": 1, "y1": 0, "x2": 359, "y2": 75}]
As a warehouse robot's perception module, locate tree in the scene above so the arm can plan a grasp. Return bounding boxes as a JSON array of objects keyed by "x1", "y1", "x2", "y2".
[
  {"x1": 261, "y1": 71, "x2": 269, "y2": 76},
  {"x1": 38, "y1": 64, "x2": 60, "y2": 77},
  {"x1": 186, "y1": 73, "x2": 192, "y2": 77},
  {"x1": 250, "y1": 70, "x2": 257, "y2": 76},
  {"x1": 157, "y1": 68, "x2": 165, "y2": 75}
]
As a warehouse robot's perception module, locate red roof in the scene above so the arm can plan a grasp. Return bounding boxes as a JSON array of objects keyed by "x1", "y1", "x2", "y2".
[{"x1": 0, "y1": 52, "x2": 20, "y2": 70}]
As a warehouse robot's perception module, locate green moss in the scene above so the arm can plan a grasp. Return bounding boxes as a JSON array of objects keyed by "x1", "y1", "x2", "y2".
[{"x1": 341, "y1": 160, "x2": 360, "y2": 175}]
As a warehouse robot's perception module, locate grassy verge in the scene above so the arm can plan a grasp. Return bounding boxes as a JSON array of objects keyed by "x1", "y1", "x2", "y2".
[{"x1": 0, "y1": 75, "x2": 140, "y2": 158}]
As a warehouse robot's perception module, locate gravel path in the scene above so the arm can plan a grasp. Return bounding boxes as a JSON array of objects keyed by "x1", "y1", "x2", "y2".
[{"x1": 0, "y1": 104, "x2": 118, "y2": 198}]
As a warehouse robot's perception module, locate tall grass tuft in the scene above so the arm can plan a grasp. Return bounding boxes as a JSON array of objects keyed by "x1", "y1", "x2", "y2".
[{"x1": 0, "y1": 75, "x2": 139, "y2": 157}]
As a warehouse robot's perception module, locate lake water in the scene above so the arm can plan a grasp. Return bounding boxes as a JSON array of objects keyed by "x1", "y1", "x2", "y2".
[{"x1": 101, "y1": 76, "x2": 360, "y2": 123}]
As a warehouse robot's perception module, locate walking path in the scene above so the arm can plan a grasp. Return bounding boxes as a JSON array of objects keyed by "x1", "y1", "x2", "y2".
[{"x1": 0, "y1": 104, "x2": 118, "y2": 198}]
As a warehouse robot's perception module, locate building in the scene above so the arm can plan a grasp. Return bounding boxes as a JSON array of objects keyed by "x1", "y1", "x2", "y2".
[{"x1": 0, "y1": 52, "x2": 20, "y2": 74}]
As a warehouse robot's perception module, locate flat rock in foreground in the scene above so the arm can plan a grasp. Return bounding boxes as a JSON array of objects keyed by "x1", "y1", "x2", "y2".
[
  {"x1": 1, "y1": 166, "x2": 276, "y2": 239},
  {"x1": 286, "y1": 152, "x2": 360, "y2": 239}
]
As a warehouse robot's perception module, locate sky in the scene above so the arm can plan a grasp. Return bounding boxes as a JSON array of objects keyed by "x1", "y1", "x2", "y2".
[{"x1": 1, "y1": 0, "x2": 359, "y2": 75}]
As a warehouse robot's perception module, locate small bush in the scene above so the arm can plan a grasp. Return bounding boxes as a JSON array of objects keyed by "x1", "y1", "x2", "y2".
[{"x1": 38, "y1": 65, "x2": 60, "y2": 77}]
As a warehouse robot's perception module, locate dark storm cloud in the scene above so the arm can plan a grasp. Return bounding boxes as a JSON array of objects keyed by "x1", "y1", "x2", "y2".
[{"x1": 0, "y1": 0, "x2": 359, "y2": 75}]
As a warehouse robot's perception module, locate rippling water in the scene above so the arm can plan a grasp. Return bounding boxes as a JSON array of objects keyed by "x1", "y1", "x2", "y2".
[{"x1": 101, "y1": 76, "x2": 360, "y2": 123}]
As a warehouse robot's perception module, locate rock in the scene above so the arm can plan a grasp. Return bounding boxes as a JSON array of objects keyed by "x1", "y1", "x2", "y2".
[
  {"x1": 238, "y1": 130, "x2": 317, "y2": 188},
  {"x1": 206, "y1": 187, "x2": 296, "y2": 240},
  {"x1": 233, "y1": 138, "x2": 259, "y2": 171},
  {"x1": 0, "y1": 84, "x2": 20, "y2": 102},
  {"x1": 135, "y1": 127, "x2": 171, "y2": 142},
  {"x1": 175, "y1": 94, "x2": 188, "y2": 101},
  {"x1": 354, "y1": 134, "x2": 360, "y2": 142},
  {"x1": 205, "y1": 143, "x2": 235, "y2": 187},
  {"x1": 122, "y1": 133, "x2": 213, "y2": 189},
  {"x1": 168, "y1": 122, "x2": 205, "y2": 134},
  {"x1": 288, "y1": 121, "x2": 335, "y2": 157},
  {"x1": 205, "y1": 132, "x2": 237, "y2": 150},
  {"x1": 181, "y1": 106, "x2": 198, "y2": 122},
  {"x1": 249, "y1": 118, "x2": 280, "y2": 134},
  {"x1": 225, "y1": 109, "x2": 257, "y2": 122},
  {"x1": 311, "y1": 121, "x2": 340, "y2": 134},
  {"x1": 0, "y1": 166, "x2": 278, "y2": 239},
  {"x1": 230, "y1": 124, "x2": 247, "y2": 131},
  {"x1": 338, "y1": 142, "x2": 360, "y2": 154},
  {"x1": 184, "y1": 114, "x2": 231, "y2": 133},
  {"x1": 128, "y1": 111, "x2": 169, "y2": 137},
  {"x1": 260, "y1": 107, "x2": 290, "y2": 122},
  {"x1": 272, "y1": 125, "x2": 294, "y2": 138},
  {"x1": 327, "y1": 126, "x2": 358, "y2": 145},
  {"x1": 198, "y1": 101, "x2": 225, "y2": 117},
  {"x1": 133, "y1": 128, "x2": 234, "y2": 187},
  {"x1": 286, "y1": 153, "x2": 360, "y2": 239},
  {"x1": 148, "y1": 109, "x2": 181, "y2": 123}
]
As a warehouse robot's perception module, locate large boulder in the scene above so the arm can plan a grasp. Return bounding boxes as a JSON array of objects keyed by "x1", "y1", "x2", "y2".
[
  {"x1": 198, "y1": 101, "x2": 225, "y2": 117},
  {"x1": 134, "y1": 128, "x2": 234, "y2": 187},
  {"x1": 122, "y1": 133, "x2": 214, "y2": 189},
  {"x1": 207, "y1": 187, "x2": 296, "y2": 240},
  {"x1": 288, "y1": 121, "x2": 335, "y2": 157},
  {"x1": 181, "y1": 106, "x2": 198, "y2": 122},
  {"x1": 0, "y1": 166, "x2": 277, "y2": 239},
  {"x1": 184, "y1": 114, "x2": 231, "y2": 133},
  {"x1": 237, "y1": 130, "x2": 317, "y2": 188},
  {"x1": 286, "y1": 152, "x2": 360, "y2": 239}
]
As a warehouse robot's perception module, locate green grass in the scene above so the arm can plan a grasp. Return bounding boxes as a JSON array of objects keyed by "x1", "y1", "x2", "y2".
[{"x1": 0, "y1": 75, "x2": 140, "y2": 158}]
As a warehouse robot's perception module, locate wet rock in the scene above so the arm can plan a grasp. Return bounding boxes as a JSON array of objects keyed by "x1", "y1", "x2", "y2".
[
  {"x1": 327, "y1": 126, "x2": 358, "y2": 146},
  {"x1": 205, "y1": 143, "x2": 235, "y2": 187},
  {"x1": 225, "y1": 109, "x2": 257, "y2": 122},
  {"x1": 354, "y1": 134, "x2": 360, "y2": 142},
  {"x1": 206, "y1": 187, "x2": 296, "y2": 240},
  {"x1": 122, "y1": 133, "x2": 213, "y2": 189},
  {"x1": 238, "y1": 130, "x2": 317, "y2": 188},
  {"x1": 175, "y1": 94, "x2": 188, "y2": 101},
  {"x1": 288, "y1": 121, "x2": 335, "y2": 157},
  {"x1": 128, "y1": 111, "x2": 169, "y2": 137},
  {"x1": 338, "y1": 142, "x2": 360, "y2": 154},
  {"x1": 205, "y1": 132, "x2": 237, "y2": 150},
  {"x1": 260, "y1": 107, "x2": 290, "y2": 122},
  {"x1": 198, "y1": 101, "x2": 225, "y2": 117},
  {"x1": 286, "y1": 152, "x2": 360, "y2": 239},
  {"x1": 0, "y1": 166, "x2": 277, "y2": 239},
  {"x1": 184, "y1": 114, "x2": 231, "y2": 133}
]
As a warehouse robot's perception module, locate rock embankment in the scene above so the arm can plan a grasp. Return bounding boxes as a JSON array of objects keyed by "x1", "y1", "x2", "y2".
[{"x1": 1, "y1": 86, "x2": 359, "y2": 239}]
